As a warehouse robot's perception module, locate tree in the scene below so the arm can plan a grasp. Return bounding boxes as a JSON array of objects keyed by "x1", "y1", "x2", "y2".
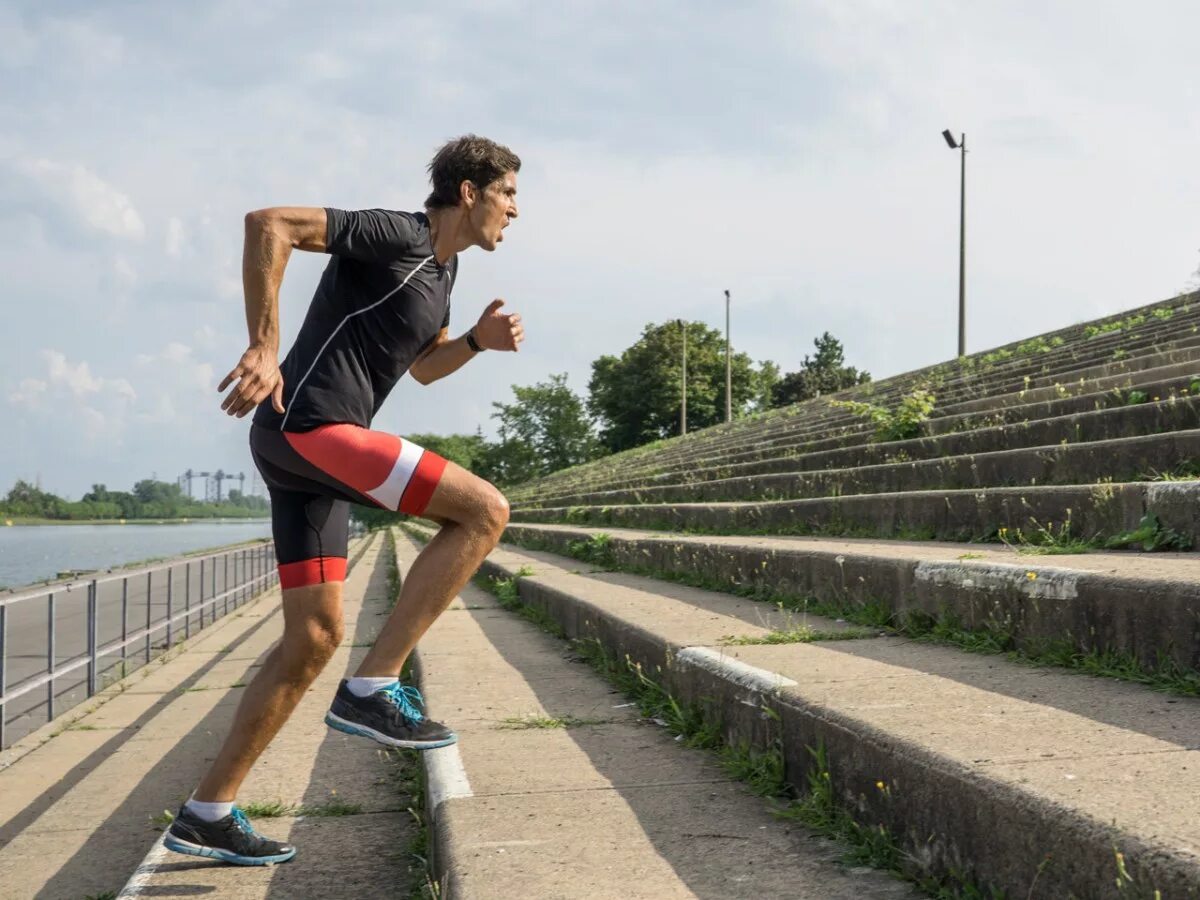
[
  {"x1": 405, "y1": 432, "x2": 491, "y2": 474},
  {"x1": 771, "y1": 332, "x2": 871, "y2": 408},
  {"x1": 489, "y1": 374, "x2": 601, "y2": 485},
  {"x1": 587, "y1": 321, "x2": 767, "y2": 452}
]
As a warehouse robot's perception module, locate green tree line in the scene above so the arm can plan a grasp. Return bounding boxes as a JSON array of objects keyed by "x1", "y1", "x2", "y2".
[{"x1": 1, "y1": 478, "x2": 269, "y2": 522}]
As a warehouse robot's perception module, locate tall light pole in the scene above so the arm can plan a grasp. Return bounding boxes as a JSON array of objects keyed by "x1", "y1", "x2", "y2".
[
  {"x1": 724, "y1": 289, "x2": 732, "y2": 424},
  {"x1": 942, "y1": 129, "x2": 967, "y2": 358},
  {"x1": 679, "y1": 318, "x2": 688, "y2": 436}
]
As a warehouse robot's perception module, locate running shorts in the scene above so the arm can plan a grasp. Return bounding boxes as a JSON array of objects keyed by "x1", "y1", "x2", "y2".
[{"x1": 249, "y1": 423, "x2": 448, "y2": 589}]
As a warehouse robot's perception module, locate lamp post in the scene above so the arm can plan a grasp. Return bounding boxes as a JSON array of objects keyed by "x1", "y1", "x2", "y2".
[
  {"x1": 679, "y1": 318, "x2": 688, "y2": 436},
  {"x1": 724, "y1": 289, "x2": 732, "y2": 424},
  {"x1": 942, "y1": 129, "x2": 967, "y2": 358}
]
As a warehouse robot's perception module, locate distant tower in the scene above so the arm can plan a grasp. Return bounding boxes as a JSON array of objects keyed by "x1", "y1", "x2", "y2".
[{"x1": 213, "y1": 469, "x2": 226, "y2": 502}]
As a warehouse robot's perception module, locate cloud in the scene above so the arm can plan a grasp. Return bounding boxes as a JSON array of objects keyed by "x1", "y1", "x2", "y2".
[
  {"x1": 8, "y1": 157, "x2": 145, "y2": 240},
  {"x1": 165, "y1": 217, "x2": 186, "y2": 257},
  {"x1": 7, "y1": 377, "x2": 46, "y2": 408}
]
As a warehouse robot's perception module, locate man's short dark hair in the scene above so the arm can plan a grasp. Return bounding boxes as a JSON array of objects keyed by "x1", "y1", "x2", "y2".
[{"x1": 425, "y1": 135, "x2": 521, "y2": 210}]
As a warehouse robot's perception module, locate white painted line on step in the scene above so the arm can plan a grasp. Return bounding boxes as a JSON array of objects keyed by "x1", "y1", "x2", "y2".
[
  {"x1": 915, "y1": 560, "x2": 1079, "y2": 600},
  {"x1": 678, "y1": 646, "x2": 798, "y2": 694},
  {"x1": 425, "y1": 743, "x2": 474, "y2": 813},
  {"x1": 116, "y1": 833, "x2": 169, "y2": 898}
]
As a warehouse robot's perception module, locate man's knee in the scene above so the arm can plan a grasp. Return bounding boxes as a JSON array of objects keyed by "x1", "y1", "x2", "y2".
[
  {"x1": 486, "y1": 489, "x2": 510, "y2": 536},
  {"x1": 281, "y1": 607, "x2": 344, "y2": 682}
]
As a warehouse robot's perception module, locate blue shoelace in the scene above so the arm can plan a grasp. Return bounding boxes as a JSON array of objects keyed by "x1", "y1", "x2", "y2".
[
  {"x1": 230, "y1": 807, "x2": 259, "y2": 835},
  {"x1": 381, "y1": 683, "x2": 425, "y2": 723}
]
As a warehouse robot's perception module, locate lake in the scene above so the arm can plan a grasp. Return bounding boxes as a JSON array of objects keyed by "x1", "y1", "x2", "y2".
[{"x1": 0, "y1": 520, "x2": 274, "y2": 590}]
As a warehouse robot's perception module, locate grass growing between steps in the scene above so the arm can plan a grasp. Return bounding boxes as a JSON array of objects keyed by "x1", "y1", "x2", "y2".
[
  {"x1": 383, "y1": 533, "x2": 444, "y2": 899},
  {"x1": 476, "y1": 571, "x2": 1006, "y2": 900},
  {"x1": 384, "y1": 746, "x2": 443, "y2": 900},
  {"x1": 537, "y1": 506, "x2": 1196, "y2": 553},
  {"x1": 496, "y1": 714, "x2": 611, "y2": 729},
  {"x1": 500, "y1": 529, "x2": 1200, "y2": 697}
]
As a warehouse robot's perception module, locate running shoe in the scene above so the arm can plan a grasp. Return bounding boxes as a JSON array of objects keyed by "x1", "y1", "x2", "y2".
[
  {"x1": 325, "y1": 679, "x2": 457, "y2": 749},
  {"x1": 164, "y1": 805, "x2": 296, "y2": 866}
]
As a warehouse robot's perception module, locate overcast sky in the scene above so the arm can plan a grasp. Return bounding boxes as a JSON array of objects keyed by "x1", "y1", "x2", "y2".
[{"x1": 3, "y1": 0, "x2": 1198, "y2": 499}]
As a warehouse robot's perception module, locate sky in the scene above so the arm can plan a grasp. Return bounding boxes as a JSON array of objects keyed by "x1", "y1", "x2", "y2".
[{"x1": 2, "y1": 0, "x2": 1198, "y2": 499}]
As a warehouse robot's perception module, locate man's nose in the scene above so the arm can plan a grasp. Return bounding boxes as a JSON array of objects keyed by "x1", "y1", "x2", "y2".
[{"x1": 509, "y1": 203, "x2": 519, "y2": 220}]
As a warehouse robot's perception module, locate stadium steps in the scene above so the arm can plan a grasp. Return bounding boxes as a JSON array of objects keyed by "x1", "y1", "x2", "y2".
[
  {"x1": 509, "y1": 293, "x2": 1200, "y2": 501},
  {"x1": 396, "y1": 531, "x2": 920, "y2": 900},
  {"x1": 519, "y1": 393, "x2": 1200, "y2": 504},
  {"x1": 416, "y1": 523, "x2": 1200, "y2": 899}
]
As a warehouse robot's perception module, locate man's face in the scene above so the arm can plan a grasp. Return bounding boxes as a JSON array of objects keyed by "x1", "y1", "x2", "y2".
[{"x1": 469, "y1": 170, "x2": 518, "y2": 251}]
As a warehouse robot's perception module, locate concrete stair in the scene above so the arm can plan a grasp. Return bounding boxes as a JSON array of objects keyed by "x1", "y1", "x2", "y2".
[{"x1": 414, "y1": 524, "x2": 1200, "y2": 899}]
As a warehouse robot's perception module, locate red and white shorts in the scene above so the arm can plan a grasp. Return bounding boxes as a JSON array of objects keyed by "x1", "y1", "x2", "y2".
[{"x1": 249, "y1": 423, "x2": 448, "y2": 589}]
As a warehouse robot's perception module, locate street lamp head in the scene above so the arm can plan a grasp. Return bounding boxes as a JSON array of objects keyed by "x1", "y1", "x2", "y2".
[
  {"x1": 942, "y1": 129, "x2": 959, "y2": 149},
  {"x1": 724, "y1": 289, "x2": 730, "y2": 300}
]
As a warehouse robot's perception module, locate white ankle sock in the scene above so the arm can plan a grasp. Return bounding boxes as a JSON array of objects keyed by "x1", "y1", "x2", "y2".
[
  {"x1": 347, "y1": 676, "x2": 398, "y2": 697},
  {"x1": 186, "y1": 798, "x2": 234, "y2": 822}
]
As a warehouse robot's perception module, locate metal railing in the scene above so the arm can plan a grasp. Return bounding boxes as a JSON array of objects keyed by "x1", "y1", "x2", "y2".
[{"x1": 0, "y1": 541, "x2": 278, "y2": 749}]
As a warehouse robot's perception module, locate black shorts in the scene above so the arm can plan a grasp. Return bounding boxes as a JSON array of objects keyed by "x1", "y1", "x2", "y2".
[{"x1": 249, "y1": 423, "x2": 448, "y2": 589}]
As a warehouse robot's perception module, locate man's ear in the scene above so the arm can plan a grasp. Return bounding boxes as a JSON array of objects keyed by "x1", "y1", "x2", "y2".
[{"x1": 459, "y1": 179, "x2": 476, "y2": 208}]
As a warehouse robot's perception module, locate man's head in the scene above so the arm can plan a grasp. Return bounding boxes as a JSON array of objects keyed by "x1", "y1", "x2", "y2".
[{"x1": 425, "y1": 135, "x2": 520, "y2": 251}]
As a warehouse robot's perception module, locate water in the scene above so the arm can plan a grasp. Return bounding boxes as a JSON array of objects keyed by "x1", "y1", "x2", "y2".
[{"x1": 0, "y1": 520, "x2": 273, "y2": 590}]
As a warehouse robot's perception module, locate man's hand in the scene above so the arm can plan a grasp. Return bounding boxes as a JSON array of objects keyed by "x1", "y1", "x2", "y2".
[
  {"x1": 475, "y1": 299, "x2": 524, "y2": 351},
  {"x1": 218, "y1": 344, "x2": 285, "y2": 417}
]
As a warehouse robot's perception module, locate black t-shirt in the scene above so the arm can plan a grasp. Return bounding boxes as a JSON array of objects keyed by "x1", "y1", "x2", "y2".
[{"x1": 254, "y1": 208, "x2": 457, "y2": 433}]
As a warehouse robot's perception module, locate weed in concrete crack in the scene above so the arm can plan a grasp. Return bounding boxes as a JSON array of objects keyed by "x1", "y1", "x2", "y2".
[
  {"x1": 382, "y1": 746, "x2": 442, "y2": 900},
  {"x1": 480, "y1": 570, "x2": 564, "y2": 638},
  {"x1": 149, "y1": 809, "x2": 175, "y2": 827},
  {"x1": 239, "y1": 799, "x2": 296, "y2": 818},
  {"x1": 1105, "y1": 513, "x2": 1192, "y2": 552},
  {"x1": 720, "y1": 626, "x2": 877, "y2": 646},
  {"x1": 496, "y1": 714, "x2": 609, "y2": 730}
]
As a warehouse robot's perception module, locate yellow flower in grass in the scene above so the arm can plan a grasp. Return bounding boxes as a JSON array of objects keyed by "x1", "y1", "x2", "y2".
[
  {"x1": 1026, "y1": 571, "x2": 1038, "y2": 581},
  {"x1": 876, "y1": 781, "x2": 886, "y2": 790}
]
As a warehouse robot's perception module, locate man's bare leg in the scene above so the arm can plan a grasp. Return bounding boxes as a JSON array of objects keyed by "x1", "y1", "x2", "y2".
[
  {"x1": 192, "y1": 582, "x2": 344, "y2": 802},
  {"x1": 355, "y1": 461, "x2": 508, "y2": 677}
]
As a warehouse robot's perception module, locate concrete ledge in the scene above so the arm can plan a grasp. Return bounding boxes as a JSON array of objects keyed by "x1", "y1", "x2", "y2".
[
  {"x1": 504, "y1": 522, "x2": 1200, "y2": 672},
  {"x1": 463, "y1": 537, "x2": 1200, "y2": 899}
]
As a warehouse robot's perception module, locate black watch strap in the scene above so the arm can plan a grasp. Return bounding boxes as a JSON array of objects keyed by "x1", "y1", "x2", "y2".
[{"x1": 466, "y1": 329, "x2": 483, "y2": 353}]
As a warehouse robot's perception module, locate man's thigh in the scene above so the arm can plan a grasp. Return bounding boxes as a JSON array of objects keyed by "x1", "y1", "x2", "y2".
[{"x1": 420, "y1": 460, "x2": 507, "y2": 527}]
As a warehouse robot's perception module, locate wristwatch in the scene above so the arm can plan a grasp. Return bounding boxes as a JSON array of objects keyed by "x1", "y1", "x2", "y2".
[{"x1": 466, "y1": 329, "x2": 483, "y2": 353}]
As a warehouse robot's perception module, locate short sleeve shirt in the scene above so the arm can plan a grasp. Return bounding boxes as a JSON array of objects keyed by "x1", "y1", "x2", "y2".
[{"x1": 254, "y1": 208, "x2": 458, "y2": 433}]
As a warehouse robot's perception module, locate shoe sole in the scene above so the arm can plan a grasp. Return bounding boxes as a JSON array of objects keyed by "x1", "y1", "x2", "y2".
[
  {"x1": 324, "y1": 711, "x2": 458, "y2": 750},
  {"x1": 163, "y1": 833, "x2": 296, "y2": 866}
]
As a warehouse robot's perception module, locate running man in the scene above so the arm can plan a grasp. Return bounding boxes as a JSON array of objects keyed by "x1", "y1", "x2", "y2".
[{"x1": 164, "y1": 135, "x2": 523, "y2": 866}]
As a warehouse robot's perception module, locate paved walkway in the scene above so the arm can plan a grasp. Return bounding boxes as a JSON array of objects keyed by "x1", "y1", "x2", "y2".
[{"x1": 0, "y1": 532, "x2": 415, "y2": 900}]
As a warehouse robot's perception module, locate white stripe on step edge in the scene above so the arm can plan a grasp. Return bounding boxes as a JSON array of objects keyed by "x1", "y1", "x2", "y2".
[
  {"x1": 425, "y1": 743, "x2": 473, "y2": 813},
  {"x1": 117, "y1": 833, "x2": 170, "y2": 898},
  {"x1": 677, "y1": 646, "x2": 798, "y2": 694}
]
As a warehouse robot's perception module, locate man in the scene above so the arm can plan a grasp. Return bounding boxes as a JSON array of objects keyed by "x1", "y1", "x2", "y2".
[{"x1": 164, "y1": 135, "x2": 523, "y2": 866}]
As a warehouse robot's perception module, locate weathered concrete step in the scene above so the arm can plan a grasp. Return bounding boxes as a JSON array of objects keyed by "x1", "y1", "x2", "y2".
[
  {"x1": 510, "y1": 480, "x2": 1200, "y2": 554},
  {"x1": 457, "y1": 533, "x2": 1200, "y2": 899},
  {"x1": 517, "y1": 299, "x2": 1200, "y2": 502},
  {"x1": 520, "y1": 412, "x2": 1200, "y2": 511},
  {"x1": 932, "y1": 326, "x2": 1200, "y2": 403},
  {"x1": 397, "y1": 533, "x2": 920, "y2": 900},
  {"x1": 501, "y1": 521, "x2": 1200, "y2": 672},
  {"x1": 514, "y1": 358, "x2": 1200, "y2": 504}
]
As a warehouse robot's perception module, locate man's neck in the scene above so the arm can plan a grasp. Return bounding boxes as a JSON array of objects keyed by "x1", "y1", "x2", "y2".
[{"x1": 425, "y1": 207, "x2": 471, "y2": 265}]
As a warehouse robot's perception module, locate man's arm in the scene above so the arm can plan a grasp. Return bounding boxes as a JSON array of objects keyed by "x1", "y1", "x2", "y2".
[
  {"x1": 218, "y1": 208, "x2": 327, "y2": 417},
  {"x1": 409, "y1": 299, "x2": 525, "y2": 385}
]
